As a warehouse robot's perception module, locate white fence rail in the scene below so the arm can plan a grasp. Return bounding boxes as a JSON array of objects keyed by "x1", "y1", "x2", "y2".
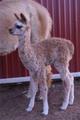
[{"x1": 0, "y1": 72, "x2": 80, "y2": 84}]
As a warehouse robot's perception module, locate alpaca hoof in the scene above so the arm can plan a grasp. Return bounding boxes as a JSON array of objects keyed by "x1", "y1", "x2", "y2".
[
  {"x1": 26, "y1": 94, "x2": 31, "y2": 98},
  {"x1": 41, "y1": 109, "x2": 48, "y2": 116},
  {"x1": 26, "y1": 107, "x2": 32, "y2": 112},
  {"x1": 60, "y1": 105, "x2": 68, "y2": 110},
  {"x1": 69, "y1": 100, "x2": 74, "y2": 105},
  {"x1": 69, "y1": 97, "x2": 74, "y2": 105},
  {"x1": 41, "y1": 111, "x2": 48, "y2": 116}
]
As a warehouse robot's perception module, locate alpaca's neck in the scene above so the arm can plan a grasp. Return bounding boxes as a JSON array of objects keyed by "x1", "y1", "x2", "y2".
[
  {"x1": 18, "y1": 29, "x2": 32, "y2": 49},
  {"x1": 18, "y1": 29, "x2": 34, "y2": 56},
  {"x1": 18, "y1": 29, "x2": 38, "y2": 71}
]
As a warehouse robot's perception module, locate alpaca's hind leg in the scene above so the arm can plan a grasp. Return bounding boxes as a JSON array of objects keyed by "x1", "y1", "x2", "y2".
[
  {"x1": 54, "y1": 62, "x2": 74, "y2": 110},
  {"x1": 61, "y1": 73, "x2": 74, "y2": 110},
  {"x1": 26, "y1": 78, "x2": 38, "y2": 112},
  {"x1": 61, "y1": 69, "x2": 74, "y2": 109},
  {"x1": 69, "y1": 76, "x2": 74, "y2": 105}
]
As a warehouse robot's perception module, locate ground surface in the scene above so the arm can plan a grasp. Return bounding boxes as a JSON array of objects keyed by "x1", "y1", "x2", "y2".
[{"x1": 0, "y1": 79, "x2": 80, "y2": 120}]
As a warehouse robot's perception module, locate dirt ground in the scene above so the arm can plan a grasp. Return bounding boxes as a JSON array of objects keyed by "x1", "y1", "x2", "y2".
[{"x1": 0, "y1": 79, "x2": 80, "y2": 120}]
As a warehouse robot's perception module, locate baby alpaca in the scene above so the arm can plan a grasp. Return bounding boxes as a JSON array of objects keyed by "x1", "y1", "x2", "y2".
[{"x1": 9, "y1": 13, "x2": 74, "y2": 115}]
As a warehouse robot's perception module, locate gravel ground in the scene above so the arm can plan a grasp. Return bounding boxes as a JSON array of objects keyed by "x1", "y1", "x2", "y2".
[{"x1": 0, "y1": 79, "x2": 80, "y2": 120}]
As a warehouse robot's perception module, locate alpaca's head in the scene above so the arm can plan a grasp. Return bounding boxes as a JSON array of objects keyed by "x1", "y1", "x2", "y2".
[{"x1": 9, "y1": 13, "x2": 31, "y2": 36}]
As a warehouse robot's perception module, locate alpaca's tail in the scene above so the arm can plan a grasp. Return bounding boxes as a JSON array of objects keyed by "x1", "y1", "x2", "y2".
[{"x1": 67, "y1": 40, "x2": 74, "y2": 59}]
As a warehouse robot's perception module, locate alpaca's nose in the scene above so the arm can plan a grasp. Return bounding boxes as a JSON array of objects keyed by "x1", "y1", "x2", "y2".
[{"x1": 9, "y1": 28, "x2": 13, "y2": 34}]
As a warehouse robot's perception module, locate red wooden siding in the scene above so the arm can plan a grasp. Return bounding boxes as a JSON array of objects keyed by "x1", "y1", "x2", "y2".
[{"x1": 0, "y1": 0, "x2": 80, "y2": 78}]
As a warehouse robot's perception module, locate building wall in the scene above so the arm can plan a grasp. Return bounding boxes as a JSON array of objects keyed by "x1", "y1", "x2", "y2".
[{"x1": 0, "y1": 0, "x2": 80, "y2": 78}]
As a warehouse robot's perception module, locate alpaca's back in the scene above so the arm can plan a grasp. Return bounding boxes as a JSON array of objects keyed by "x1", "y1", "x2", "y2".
[{"x1": 33, "y1": 37, "x2": 74, "y2": 65}]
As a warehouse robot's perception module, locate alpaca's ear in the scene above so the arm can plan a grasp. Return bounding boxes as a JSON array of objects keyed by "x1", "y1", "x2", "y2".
[
  {"x1": 20, "y1": 13, "x2": 27, "y2": 24},
  {"x1": 14, "y1": 13, "x2": 20, "y2": 21}
]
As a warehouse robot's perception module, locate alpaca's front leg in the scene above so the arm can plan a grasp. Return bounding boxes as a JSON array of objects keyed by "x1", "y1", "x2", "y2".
[
  {"x1": 27, "y1": 78, "x2": 33, "y2": 98},
  {"x1": 26, "y1": 78, "x2": 38, "y2": 112},
  {"x1": 39, "y1": 80, "x2": 49, "y2": 115},
  {"x1": 43, "y1": 88, "x2": 49, "y2": 115}
]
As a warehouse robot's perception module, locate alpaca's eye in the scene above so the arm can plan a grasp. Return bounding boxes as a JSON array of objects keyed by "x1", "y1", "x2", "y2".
[{"x1": 16, "y1": 25, "x2": 22, "y2": 29}]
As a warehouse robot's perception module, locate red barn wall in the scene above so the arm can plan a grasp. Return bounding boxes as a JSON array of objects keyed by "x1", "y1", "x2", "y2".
[{"x1": 0, "y1": 0, "x2": 80, "y2": 78}]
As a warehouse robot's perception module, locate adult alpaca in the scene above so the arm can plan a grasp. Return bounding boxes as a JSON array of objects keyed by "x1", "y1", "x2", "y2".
[
  {"x1": 9, "y1": 13, "x2": 74, "y2": 115},
  {"x1": 0, "y1": 0, "x2": 52, "y2": 55},
  {"x1": 0, "y1": 0, "x2": 52, "y2": 92}
]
